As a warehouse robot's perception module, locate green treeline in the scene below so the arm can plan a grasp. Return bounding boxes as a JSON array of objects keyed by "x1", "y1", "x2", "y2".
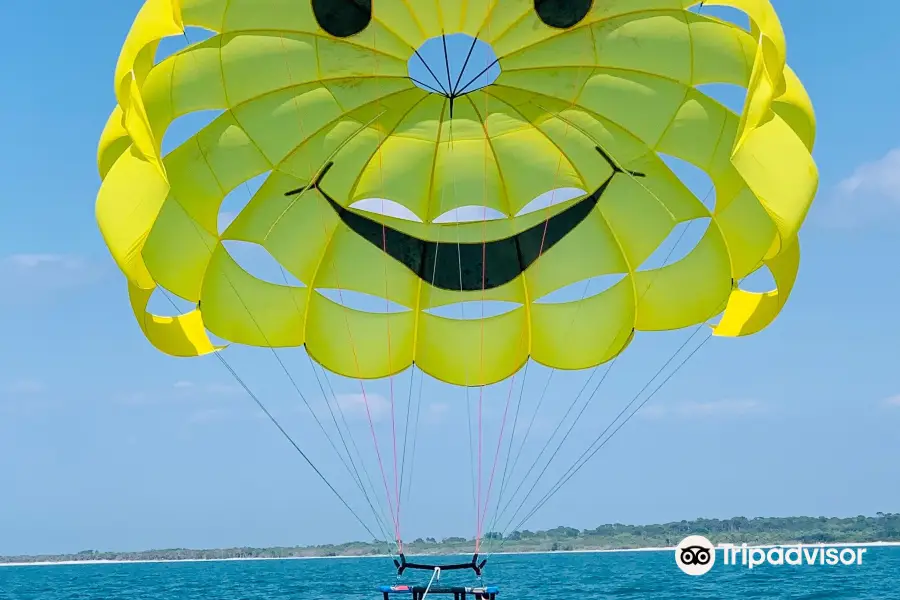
[{"x1": 3, "y1": 513, "x2": 899, "y2": 564}]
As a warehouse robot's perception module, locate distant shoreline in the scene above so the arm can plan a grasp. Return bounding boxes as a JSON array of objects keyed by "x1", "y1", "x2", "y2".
[
  {"x1": 4, "y1": 541, "x2": 900, "y2": 569},
  {"x1": 4, "y1": 514, "x2": 899, "y2": 567}
]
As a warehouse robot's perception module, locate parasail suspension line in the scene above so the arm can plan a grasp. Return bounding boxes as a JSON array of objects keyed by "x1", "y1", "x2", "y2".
[
  {"x1": 501, "y1": 326, "x2": 714, "y2": 540},
  {"x1": 213, "y1": 352, "x2": 384, "y2": 543},
  {"x1": 480, "y1": 97, "x2": 719, "y2": 554},
  {"x1": 474, "y1": 27, "x2": 623, "y2": 554},
  {"x1": 171, "y1": 30, "x2": 398, "y2": 553},
  {"x1": 157, "y1": 289, "x2": 384, "y2": 546},
  {"x1": 276, "y1": 28, "x2": 437, "y2": 551}
]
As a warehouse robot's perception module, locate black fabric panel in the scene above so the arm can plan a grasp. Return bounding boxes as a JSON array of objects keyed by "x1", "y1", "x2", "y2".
[
  {"x1": 534, "y1": 0, "x2": 593, "y2": 29},
  {"x1": 311, "y1": 0, "x2": 372, "y2": 38}
]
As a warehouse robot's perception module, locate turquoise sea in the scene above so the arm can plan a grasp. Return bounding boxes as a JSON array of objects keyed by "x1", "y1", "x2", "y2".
[{"x1": 1, "y1": 548, "x2": 898, "y2": 599}]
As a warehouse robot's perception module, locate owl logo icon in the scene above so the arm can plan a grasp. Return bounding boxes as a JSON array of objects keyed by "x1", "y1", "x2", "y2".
[{"x1": 676, "y1": 535, "x2": 716, "y2": 576}]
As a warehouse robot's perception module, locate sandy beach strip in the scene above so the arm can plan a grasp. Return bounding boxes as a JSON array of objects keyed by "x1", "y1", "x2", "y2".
[{"x1": 3, "y1": 541, "x2": 900, "y2": 568}]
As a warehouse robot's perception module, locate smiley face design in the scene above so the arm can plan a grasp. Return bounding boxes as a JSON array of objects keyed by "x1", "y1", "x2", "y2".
[{"x1": 96, "y1": 0, "x2": 817, "y2": 385}]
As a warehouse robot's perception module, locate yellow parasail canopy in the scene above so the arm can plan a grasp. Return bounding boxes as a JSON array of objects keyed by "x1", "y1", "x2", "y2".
[{"x1": 96, "y1": 0, "x2": 818, "y2": 386}]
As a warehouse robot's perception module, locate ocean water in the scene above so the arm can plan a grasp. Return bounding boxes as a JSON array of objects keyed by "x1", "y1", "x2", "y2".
[{"x1": 1, "y1": 548, "x2": 898, "y2": 599}]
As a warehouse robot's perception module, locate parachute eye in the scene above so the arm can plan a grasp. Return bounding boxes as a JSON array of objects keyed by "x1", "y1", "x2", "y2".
[
  {"x1": 534, "y1": 0, "x2": 593, "y2": 29},
  {"x1": 312, "y1": 0, "x2": 372, "y2": 38}
]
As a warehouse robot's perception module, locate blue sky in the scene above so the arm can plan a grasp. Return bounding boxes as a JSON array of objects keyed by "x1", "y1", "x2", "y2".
[{"x1": 1, "y1": 1, "x2": 899, "y2": 557}]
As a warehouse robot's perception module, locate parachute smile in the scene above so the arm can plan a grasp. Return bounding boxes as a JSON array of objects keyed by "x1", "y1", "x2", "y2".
[{"x1": 285, "y1": 147, "x2": 645, "y2": 292}]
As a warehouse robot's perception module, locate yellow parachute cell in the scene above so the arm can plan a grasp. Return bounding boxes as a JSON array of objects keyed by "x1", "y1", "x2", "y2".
[{"x1": 96, "y1": 0, "x2": 818, "y2": 386}]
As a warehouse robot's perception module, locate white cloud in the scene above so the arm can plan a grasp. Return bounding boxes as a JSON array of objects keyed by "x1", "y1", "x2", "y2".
[
  {"x1": 882, "y1": 395, "x2": 900, "y2": 408},
  {"x1": 118, "y1": 381, "x2": 242, "y2": 406},
  {"x1": 171, "y1": 380, "x2": 241, "y2": 395},
  {"x1": 677, "y1": 399, "x2": 762, "y2": 417},
  {"x1": 424, "y1": 402, "x2": 450, "y2": 424},
  {"x1": 188, "y1": 408, "x2": 234, "y2": 424},
  {"x1": 821, "y1": 148, "x2": 900, "y2": 227},
  {"x1": 0, "y1": 253, "x2": 102, "y2": 302},
  {"x1": 5, "y1": 253, "x2": 85, "y2": 271},
  {"x1": 117, "y1": 391, "x2": 156, "y2": 406},
  {"x1": 334, "y1": 393, "x2": 391, "y2": 422},
  {"x1": 638, "y1": 404, "x2": 668, "y2": 420},
  {"x1": 640, "y1": 399, "x2": 763, "y2": 419},
  {"x1": 3, "y1": 380, "x2": 46, "y2": 394},
  {"x1": 201, "y1": 382, "x2": 242, "y2": 395},
  {"x1": 0, "y1": 380, "x2": 52, "y2": 415}
]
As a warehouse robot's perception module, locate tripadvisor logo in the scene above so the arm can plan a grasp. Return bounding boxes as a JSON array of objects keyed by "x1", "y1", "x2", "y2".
[
  {"x1": 675, "y1": 535, "x2": 868, "y2": 575},
  {"x1": 675, "y1": 535, "x2": 716, "y2": 576}
]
